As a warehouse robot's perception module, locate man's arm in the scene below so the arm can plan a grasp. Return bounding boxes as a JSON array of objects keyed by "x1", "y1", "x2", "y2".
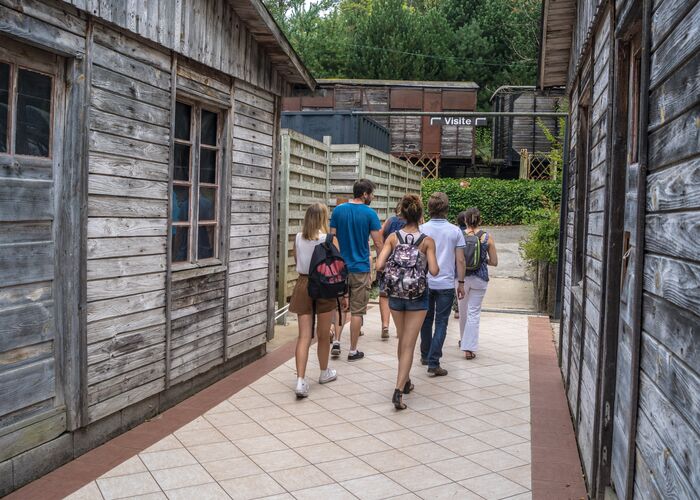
[{"x1": 371, "y1": 229, "x2": 384, "y2": 255}]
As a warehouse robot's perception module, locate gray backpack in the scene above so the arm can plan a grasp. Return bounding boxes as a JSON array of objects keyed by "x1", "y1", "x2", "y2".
[
  {"x1": 383, "y1": 231, "x2": 428, "y2": 300},
  {"x1": 463, "y1": 230, "x2": 485, "y2": 271}
]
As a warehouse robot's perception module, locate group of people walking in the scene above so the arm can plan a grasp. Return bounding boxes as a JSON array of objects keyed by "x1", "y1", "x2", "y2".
[{"x1": 289, "y1": 179, "x2": 498, "y2": 409}]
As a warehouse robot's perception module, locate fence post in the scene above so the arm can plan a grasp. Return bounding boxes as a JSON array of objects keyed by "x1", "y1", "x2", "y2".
[
  {"x1": 276, "y1": 131, "x2": 291, "y2": 325},
  {"x1": 519, "y1": 148, "x2": 529, "y2": 179},
  {"x1": 358, "y1": 145, "x2": 367, "y2": 180},
  {"x1": 323, "y1": 136, "x2": 332, "y2": 205}
]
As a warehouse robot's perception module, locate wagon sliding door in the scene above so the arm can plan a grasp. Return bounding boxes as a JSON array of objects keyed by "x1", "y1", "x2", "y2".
[{"x1": 0, "y1": 37, "x2": 68, "y2": 456}]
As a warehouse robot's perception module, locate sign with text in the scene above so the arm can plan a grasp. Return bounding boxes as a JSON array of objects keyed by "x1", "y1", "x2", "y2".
[{"x1": 429, "y1": 116, "x2": 488, "y2": 127}]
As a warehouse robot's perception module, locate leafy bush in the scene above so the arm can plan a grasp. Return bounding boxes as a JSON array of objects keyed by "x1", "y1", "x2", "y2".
[
  {"x1": 520, "y1": 207, "x2": 560, "y2": 263},
  {"x1": 421, "y1": 178, "x2": 561, "y2": 225}
]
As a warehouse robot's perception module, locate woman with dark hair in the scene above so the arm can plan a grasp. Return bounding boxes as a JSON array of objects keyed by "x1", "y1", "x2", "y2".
[
  {"x1": 378, "y1": 202, "x2": 406, "y2": 339},
  {"x1": 377, "y1": 194, "x2": 439, "y2": 409},
  {"x1": 457, "y1": 208, "x2": 498, "y2": 359}
]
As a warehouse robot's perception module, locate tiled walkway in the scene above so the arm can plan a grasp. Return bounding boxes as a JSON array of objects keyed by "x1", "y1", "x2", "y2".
[{"x1": 63, "y1": 309, "x2": 535, "y2": 500}]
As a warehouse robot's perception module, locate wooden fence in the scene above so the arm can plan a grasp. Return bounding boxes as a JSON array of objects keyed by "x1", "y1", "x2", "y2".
[{"x1": 276, "y1": 129, "x2": 422, "y2": 310}]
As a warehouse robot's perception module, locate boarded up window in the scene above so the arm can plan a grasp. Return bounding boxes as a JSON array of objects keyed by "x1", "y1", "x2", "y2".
[
  {"x1": 171, "y1": 101, "x2": 223, "y2": 263},
  {"x1": 441, "y1": 90, "x2": 476, "y2": 111}
]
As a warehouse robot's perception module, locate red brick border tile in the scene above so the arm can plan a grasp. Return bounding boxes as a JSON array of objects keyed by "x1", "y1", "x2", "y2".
[
  {"x1": 528, "y1": 317, "x2": 587, "y2": 500},
  {"x1": 6, "y1": 340, "x2": 298, "y2": 500}
]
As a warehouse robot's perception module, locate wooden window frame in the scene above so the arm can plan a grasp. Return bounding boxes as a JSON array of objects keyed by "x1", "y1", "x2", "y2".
[
  {"x1": 171, "y1": 97, "x2": 224, "y2": 267},
  {"x1": 0, "y1": 46, "x2": 57, "y2": 161}
]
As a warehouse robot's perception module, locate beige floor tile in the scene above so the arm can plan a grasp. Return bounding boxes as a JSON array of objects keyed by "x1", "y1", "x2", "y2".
[
  {"x1": 445, "y1": 416, "x2": 497, "y2": 434},
  {"x1": 264, "y1": 416, "x2": 309, "y2": 433},
  {"x1": 452, "y1": 402, "x2": 500, "y2": 417},
  {"x1": 501, "y1": 442, "x2": 531, "y2": 463},
  {"x1": 100, "y1": 456, "x2": 147, "y2": 478},
  {"x1": 174, "y1": 428, "x2": 228, "y2": 447},
  {"x1": 276, "y1": 429, "x2": 329, "y2": 447},
  {"x1": 235, "y1": 435, "x2": 288, "y2": 455},
  {"x1": 415, "y1": 482, "x2": 484, "y2": 500},
  {"x1": 127, "y1": 493, "x2": 168, "y2": 500},
  {"x1": 316, "y1": 456, "x2": 379, "y2": 482},
  {"x1": 205, "y1": 410, "x2": 254, "y2": 427},
  {"x1": 151, "y1": 464, "x2": 214, "y2": 490},
  {"x1": 316, "y1": 422, "x2": 366, "y2": 441},
  {"x1": 219, "y1": 422, "x2": 270, "y2": 441},
  {"x1": 314, "y1": 396, "x2": 361, "y2": 411},
  {"x1": 203, "y1": 456, "x2": 263, "y2": 481},
  {"x1": 385, "y1": 464, "x2": 451, "y2": 491},
  {"x1": 65, "y1": 481, "x2": 103, "y2": 500},
  {"x1": 412, "y1": 422, "x2": 464, "y2": 441},
  {"x1": 143, "y1": 435, "x2": 184, "y2": 453},
  {"x1": 250, "y1": 449, "x2": 310, "y2": 472},
  {"x1": 270, "y1": 465, "x2": 333, "y2": 491},
  {"x1": 418, "y1": 406, "x2": 468, "y2": 423},
  {"x1": 469, "y1": 429, "x2": 527, "y2": 448},
  {"x1": 333, "y1": 406, "x2": 379, "y2": 422},
  {"x1": 502, "y1": 492, "x2": 532, "y2": 500},
  {"x1": 348, "y1": 392, "x2": 389, "y2": 406},
  {"x1": 459, "y1": 472, "x2": 527, "y2": 499},
  {"x1": 384, "y1": 410, "x2": 436, "y2": 427},
  {"x1": 230, "y1": 395, "x2": 275, "y2": 410},
  {"x1": 188, "y1": 441, "x2": 244, "y2": 463},
  {"x1": 398, "y1": 442, "x2": 457, "y2": 464},
  {"x1": 360, "y1": 449, "x2": 420, "y2": 473},
  {"x1": 436, "y1": 436, "x2": 493, "y2": 456},
  {"x1": 353, "y1": 416, "x2": 403, "y2": 434},
  {"x1": 205, "y1": 400, "x2": 238, "y2": 414},
  {"x1": 427, "y1": 456, "x2": 491, "y2": 481},
  {"x1": 456, "y1": 388, "x2": 501, "y2": 401},
  {"x1": 336, "y1": 435, "x2": 392, "y2": 456},
  {"x1": 178, "y1": 417, "x2": 213, "y2": 432},
  {"x1": 295, "y1": 442, "x2": 352, "y2": 464},
  {"x1": 503, "y1": 424, "x2": 531, "y2": 440},
  {"x1": 165, "y1": 482, "x2": 231, "y2": 500},
  {"x1": 295, "y1": 410, "x2": 345, "y2": 427},
  {"x1": 465, "y1": 449, "x2": 528, "y2": 472},
  {"x1": 278, "y1": 400, "x2": 325, "y2": 416},
  {"x1": 290, "y1": 483, "x2": 356, "y2": 500},
  {"x1": 474, "y1": 412, "x2": 527, "y2": 428},
  {"x1": 374, "y1": 429, "x2": 429, "y2": 448},
  {"x1": 96, "y1": 472, "x2": 162, "y2": 499},
  {"x1": 506, "y1": 407, "x2": 531, "y2": 422},
  {"x1": 244, "y1": 405, "x2": 293, "y2": 421},
  {"x1": 500, "y1": 464, "x2": 531, "y2": 489},
  {"x1": 482, "y1": 397, "x2": 527, "y2": 412},
  {"x1": 340, "y1": 474, "x2": 409, "y2": 500},
  {"x1": 219, "y1": 473, "x2": 286, "y2": 500},
  {"x1": 140, "y1": 449, "x2": 198, "y2": 471}
]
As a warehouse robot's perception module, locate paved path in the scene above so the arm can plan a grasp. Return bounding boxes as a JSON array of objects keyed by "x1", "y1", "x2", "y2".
[{"x1": 65, "y1": 309, "x2": 532, "y2": 500}]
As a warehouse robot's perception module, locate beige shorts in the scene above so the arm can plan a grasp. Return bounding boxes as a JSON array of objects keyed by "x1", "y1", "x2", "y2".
[
  {"x1": 289, "y1": 275, "x2": 337, "y2": 316},
  {"x1": 348, "y1": 272, "x2": 371, "y2": 316}
]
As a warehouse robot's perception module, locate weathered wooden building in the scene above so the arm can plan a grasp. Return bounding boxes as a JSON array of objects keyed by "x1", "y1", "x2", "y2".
[
  {"x1": 540, "y1": 0, "x2": 699, "y2": 498},
  {"x1": 490, "y1": 85, "x2": 565, "y2": 170},
  {"x1": 283, "y1": 79, "x2": 479, "y2": 177},
  {"x1": 0, "y1": 0, "x2": 313, "y2": 493}
]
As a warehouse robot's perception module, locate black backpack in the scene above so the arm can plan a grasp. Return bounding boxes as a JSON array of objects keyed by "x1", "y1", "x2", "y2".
[
  {"x1": 307, "y1": 234, "x2": 348, "y2": 336},
  {"x1": 463, "y1": 230, "x2": 485, "y2": 271}
]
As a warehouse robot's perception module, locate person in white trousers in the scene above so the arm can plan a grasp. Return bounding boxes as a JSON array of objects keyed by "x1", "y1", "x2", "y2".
[{"x1": 456, "y1": 208, "x2": 498, "y2": 359}]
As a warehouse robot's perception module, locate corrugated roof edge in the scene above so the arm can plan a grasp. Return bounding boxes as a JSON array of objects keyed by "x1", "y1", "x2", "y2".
[{"x1": 315, "y1": 79, "x2": 479, "y2": 89}]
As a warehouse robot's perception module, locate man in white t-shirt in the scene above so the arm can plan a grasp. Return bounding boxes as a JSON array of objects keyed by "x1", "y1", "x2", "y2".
[{"x1": 419, "y1": 192, "x2": 466, "y2": 376}]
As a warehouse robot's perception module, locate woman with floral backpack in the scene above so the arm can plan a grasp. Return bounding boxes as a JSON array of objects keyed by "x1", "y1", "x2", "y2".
[
  {"x1": 376, "y1": 194, "x2": 439, "y2": 409},
  {"x1": 457, "y1": 208, "x2": 498, "y2": 360}
]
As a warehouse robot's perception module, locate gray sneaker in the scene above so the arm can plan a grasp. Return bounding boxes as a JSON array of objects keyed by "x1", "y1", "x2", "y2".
[
  {"x1": 295, "y1": 379, "x2": 310, "y2": 398},
  {"x1": 319, "y1": 368, "x2": 337, "y2": 384},
  {"x1": 331, "y1": 342, "x2": 341, "y2": 357}
]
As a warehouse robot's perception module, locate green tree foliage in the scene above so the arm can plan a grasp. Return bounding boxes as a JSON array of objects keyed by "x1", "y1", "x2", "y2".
[{"x1": 263, "y1": 0, "x2": 542, "y2": 110}]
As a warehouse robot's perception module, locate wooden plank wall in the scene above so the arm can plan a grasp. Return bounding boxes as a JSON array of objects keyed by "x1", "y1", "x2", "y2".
[
  {"x1": 632, "y1": 0, "x2": 700, "y2": 497},
  {"x1": 85, "y1": 23, "x2": 171, "y2": 423},
  {"x1": 511, "y1": 94, "x2": 562, "y2": 155},
  {"x1": 65, "y1": 0, "x2": 288, "y2": 96},
  {"x1": 227, "y1": 80, "x2": 276, "y2": 358}
]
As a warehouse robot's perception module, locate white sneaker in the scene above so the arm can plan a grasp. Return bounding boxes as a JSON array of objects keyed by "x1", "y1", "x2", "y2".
[
  {"x1": 319, "y1": 368, "x2": 337, "y2": 384},
  {"x1": 295, "y1": 378, "x2": 309, "y2": 398}
]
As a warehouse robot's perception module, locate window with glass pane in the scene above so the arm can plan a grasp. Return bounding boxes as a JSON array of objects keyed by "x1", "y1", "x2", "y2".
[
  {"x1": 0, "y1": 62, "x2": 53, "y2": 158},
  {"x1": 170, "y1": 100, "x2": 222, "y2": 264}
]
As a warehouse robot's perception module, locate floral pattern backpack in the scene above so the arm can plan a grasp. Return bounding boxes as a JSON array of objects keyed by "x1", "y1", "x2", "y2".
[{"x1": 383, "y1": 231, "x2": 428, "y2": 300}]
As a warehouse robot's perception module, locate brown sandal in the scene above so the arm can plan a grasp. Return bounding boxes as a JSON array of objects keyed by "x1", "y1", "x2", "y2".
[{"x1": 464, "y1": 351, "x2": 476, "y2": 360}]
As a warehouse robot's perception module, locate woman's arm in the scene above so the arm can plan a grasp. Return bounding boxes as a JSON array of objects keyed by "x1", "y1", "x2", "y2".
[
  {"x1": 487, "y1": 234, "x2": 498, "y2": 267},
  {"x1": 376, "y1": 233, "x2": 396, "y2": 271},
  {"x1": 426, "y1": 238, "x2": 440, "y2": 276}
]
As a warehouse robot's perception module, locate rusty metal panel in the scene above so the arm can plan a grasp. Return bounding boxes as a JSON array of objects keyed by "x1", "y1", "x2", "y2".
[
  {"x1": 282, "y1": 97, "x2": 301, "y2": 111},
  {"x1": 390, "y1": 88, "x2": 423, "y2": 109},
  {"x1": 422, "y1": 90, "x2": 442, "y2": 154},
  {"x1": 442, "y1": 90, "x2": 476, "y2": 110},
  {"x1": 301, "y1": 95, "x2": 334, "y2": 108}
]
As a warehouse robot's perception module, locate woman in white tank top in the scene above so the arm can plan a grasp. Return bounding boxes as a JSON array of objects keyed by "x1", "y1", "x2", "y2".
[{"x1": 289, "y1": 203, "x2": 343, "y2": 398}]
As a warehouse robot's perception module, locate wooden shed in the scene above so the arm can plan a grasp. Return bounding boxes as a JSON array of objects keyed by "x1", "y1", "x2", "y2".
[
  {"x1": 0, "y1": 0, "x2": 314, "y2": 494},
  {"x1": 282, "y1": 79, "x2": 479, "y2": 177},
  {"x1": 490, "y1": 85, "x2": 565, "y2": 170},
  {"x1": 540, "y1": 0, "x2": 700, "y2": 498}
]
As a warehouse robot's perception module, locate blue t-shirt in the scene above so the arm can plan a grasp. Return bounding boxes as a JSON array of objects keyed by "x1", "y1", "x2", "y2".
[{"x1": 330, "y1": 202, "x2": 382, "y2": 273}]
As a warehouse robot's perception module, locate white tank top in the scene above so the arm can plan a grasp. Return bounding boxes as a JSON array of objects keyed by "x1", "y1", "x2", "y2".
[{"x1": 295, "y1": 232, "x2": 328, "y2": 274}]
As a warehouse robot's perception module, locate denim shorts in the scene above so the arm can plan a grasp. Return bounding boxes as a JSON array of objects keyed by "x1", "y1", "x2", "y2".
[{"x1": 389, "y1": 290, "x2": 429, "y2": 311}]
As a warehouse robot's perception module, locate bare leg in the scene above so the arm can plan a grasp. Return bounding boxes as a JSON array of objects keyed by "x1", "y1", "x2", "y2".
[
  {"x1": 333, "y1": 310, "x2": 346, "y2": 343},
  {"x1": 295, "y1": 314, "x2": 313, "y2": 378},
  {"x1": 393, "y1": 310, "x2": 428, "y2": 391},
  {"x1": 380, "y1": 295, "x2": 390, "y2": 329},
  {"x1": 391, "y1": 309, "x2": 405, "y2": 389},
  {"x1": 316, "y1": 311, "x2": 333, "y2": 370},
  {"x1": 350, "y1": 315, "x2": 363, "y2": 351}
]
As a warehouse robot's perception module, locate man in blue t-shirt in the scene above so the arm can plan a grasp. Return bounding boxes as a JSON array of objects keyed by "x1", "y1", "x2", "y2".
[{"x1": 330, "y1": 179, "x2": 383, "y2": 361}]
